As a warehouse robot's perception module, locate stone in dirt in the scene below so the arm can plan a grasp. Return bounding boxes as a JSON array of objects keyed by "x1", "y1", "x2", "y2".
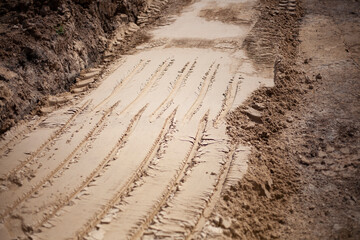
[
  {"x1": 299, "y1": 155, "x2": 311, "y2": 166},
  {"x1": 213, "y1": 214, "x2": 221, "y2": 226},
  {"x1": 100, "y1": 215, "x2": 113, "y2": 224},
  {"x1": 315, "y1": 73, "x2": 322, "y2": 80},
  {"x1": 241, "y1": 107, "x2": 263, "y2": 124},
  {"x1": 220, "y1": 216, "x2": 232, "y2": 229},
  {"x1": 89, "y1": 228, "x2": 105, "y2": 240},
  {"x1": 42, "y1": 222, "x2": 53, "y2": 228},
  {"x1": 251, "y1": 102, "x2": 266, "y2": 111},
  {"x1": 206, "y1": 224, "x2": 223, "y2": 235}
]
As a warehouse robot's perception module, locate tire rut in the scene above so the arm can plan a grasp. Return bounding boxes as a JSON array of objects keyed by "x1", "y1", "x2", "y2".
[
  {"x1": 150, "y1": 59, "x2": 197, "y2": 122},
  {"x1": 73, "y1": 109, "x2": 177, "y2": 240},
  {"x1": 120, "y1": 59, "x2": 175, "y2": 115},
  {"x1": 29, "y1": 104, "x2": 147, "y2": 232},
  {"x1": 130, "y1": 112, "x2": 209, "y2": 239},
  {"x1": 186, "y1": 144, "x2": 238, "y2": 239},
  {"x1": 183, "y1": 63, "x2": 219, "y2": 122},
  {"x1": 92, "y1": 60, "x2": 150, "y2": 112},
  {"x1": 0, "y1": 101, "x2": 118, "y2": 221},
  {"x1": 0, "y1": 117, "x2": 44, "y2": 158},
  {"x1": 144, "y1": 125, "x2": 230, "y2": 239},
  {"x1": 213, "y1": 76, "x2": 241, "y2": 128},
  {"x1": 1, "y1": 100, "x2": 91, "y2": 181}
]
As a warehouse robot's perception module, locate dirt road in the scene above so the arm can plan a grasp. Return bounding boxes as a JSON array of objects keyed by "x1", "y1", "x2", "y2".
[
  {"x1": 1, "y1": 0, "x2": 358, "y2": 239},
  {"x1": 0, "y1": 0, "x2": 274, "y2": 239}
]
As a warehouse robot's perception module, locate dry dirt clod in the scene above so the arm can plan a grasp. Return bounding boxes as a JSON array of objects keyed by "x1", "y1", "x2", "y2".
[
  {"x1": 241, "y1": 107, "x2": 263, "y2": 124},
  {"x1": 315, "y1": 73, "x2": 322, "y2": 80},
  {"x1": 100, "y1": 216, "x2": 112, "y2": 224},
  {"x1": 220, "y1": 216, "x2": 232, "y2": 229}
]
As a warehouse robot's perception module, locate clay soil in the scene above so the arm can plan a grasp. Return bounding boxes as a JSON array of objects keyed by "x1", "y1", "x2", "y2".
[
  {"x1": 205, "y1": 0, "x2": 360, "y2": 239},
  {"x1": 0, "y1": 0, "x2": 147, "y2": 134},
  {"x1": 0, "y1": 0, "x2": 359, "y2": 239}
]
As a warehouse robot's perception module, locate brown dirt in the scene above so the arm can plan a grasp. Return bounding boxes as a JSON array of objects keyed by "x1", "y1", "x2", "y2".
[
  {"x1": 0, "y1": 0, "x2": 193, "y2": 135},
  {"x1": 206, "y1": 0, "x2": 360, "y2": 239},
  {"x1": 0, "y1": 0, "x2": 359, "y2": 239},
  {"x1": 0, "y1": 0, "x2": 148, "y2": 134},
  {"x1": 198, "y1": 2, "x2": 257, "y2": 25}
]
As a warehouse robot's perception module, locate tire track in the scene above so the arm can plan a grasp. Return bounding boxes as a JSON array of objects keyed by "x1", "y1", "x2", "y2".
[
  {"x1": 183, "y1": 63, "x2": 219, "y2": 122},
  {"x1": 120, "y1": 59, "x2": 175, "y2": 115},
  {"x1": 130, "y1": 111, "x2": 208, "y2": 240},
  {"x1": 0, "y1": 117, "x2": 44, "y2": 158},
  {"x1": 74, "y1": 108, "x2": 177, "y2": 240},
  {"x1": 150, "y1": 59, "x2": 197, "y2": 122},
  {"x1": 3, "y1": 100, "x2": 91, "y2": 181},
  {"x1": 92, "y1": 60, "x2": 150, "y2": 112},
  {"x1": 32, "y1": 105, "x2": 147, "y2": 230},
  {"x1": 141, "y1": 127, "x2": 230, "y2": 240},
  {"x1": 0, "y1": 101, "x2": 118, "y2": 221},
  {"x1": 185, "y1": 144, "x2": 237, "y2": 240},
  {"x1": 213, "y1": 78, "x2": 241, "y2": 128}
]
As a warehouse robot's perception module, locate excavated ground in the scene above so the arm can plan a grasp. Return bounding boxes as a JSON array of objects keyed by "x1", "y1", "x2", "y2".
[
  {"x1": 0, "y1": 0, "x2": 147, "y2": 134},
  {"x1": 202, "y1": 0, "x2": 360, "y2": 239},
  {"x1": 0, "y1": 0, "x2": 192, "y2": 134},
  {"x1": 0, "y1": 0, "x2": 359, "y2": 239}
]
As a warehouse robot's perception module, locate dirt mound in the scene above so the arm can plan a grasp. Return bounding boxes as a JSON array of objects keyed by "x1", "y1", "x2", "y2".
[
  {"x1": 0, "y1": 0, "x2": 148, "y2": 134},
  {"x1": 202, "y1": 0, "x2": 306, "y2": 238},
  {"x1": 204, "y1": 0, "x2": 360, "y2": 239}
]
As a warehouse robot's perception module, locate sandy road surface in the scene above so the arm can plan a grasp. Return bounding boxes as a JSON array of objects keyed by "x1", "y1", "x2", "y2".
[{"x1": 0, "y1": 0, "x2": 273, "y2": 239}]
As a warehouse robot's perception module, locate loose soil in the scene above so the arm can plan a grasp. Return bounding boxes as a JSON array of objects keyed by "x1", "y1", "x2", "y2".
[
  {"x1": 200, "y1": 0, "x2": 360, "y2": 239},
  {"x1": 0, "y1": 0, "x2": 359, "y2": 240},
  {"x1": 0, "y1": 0, "x2": 148, "y2": 134}
]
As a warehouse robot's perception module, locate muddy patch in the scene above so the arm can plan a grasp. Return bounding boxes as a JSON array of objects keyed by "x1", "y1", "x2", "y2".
[
  {"x1": 164, "y1": 38, "x2": 242, "y2": 51},
  {"x1": 198, "y1": 2, "x2": 257, "y2": 25}
]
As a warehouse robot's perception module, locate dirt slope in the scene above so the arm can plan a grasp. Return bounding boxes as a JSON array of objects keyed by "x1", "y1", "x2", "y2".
[
  {"x1": 201, "y1": 0, "x2": 360, "y2": 239},
  {"x1": 0, "y1": 0, "x2": 150, "y2": 134}
]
